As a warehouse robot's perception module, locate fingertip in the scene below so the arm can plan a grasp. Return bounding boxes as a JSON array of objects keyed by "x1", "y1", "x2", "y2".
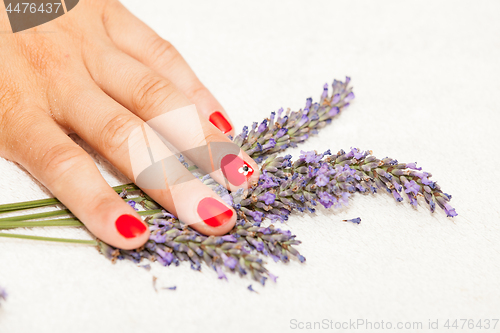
[
  {"x1": 208, "y1": 110, "x2": 234, "y2": 136},
  {"x1": 87, "y1": 201, "x2": 150, "y2": 250},
  {"x1": 113, "y1": 213, "x2": 151, "y2": 250}
]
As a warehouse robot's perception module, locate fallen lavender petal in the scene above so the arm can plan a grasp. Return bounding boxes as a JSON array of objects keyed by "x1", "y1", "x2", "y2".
[{"x1": 0, "y1": 285, "x2": 7, "y2": 306}]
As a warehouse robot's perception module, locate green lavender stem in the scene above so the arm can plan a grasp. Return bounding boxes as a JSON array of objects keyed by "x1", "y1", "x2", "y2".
[
  {"x1": 0, "y1": 232, "x2": 98, "y2": 245},
  {"x1": 0, "y1": 209, "x2": 74, "y2": 222},
  {"x1": 0, "y1": 183, "x2": 140, "y2": 214},
  {"x1": 0, "y1": 219, "x2": 83, "y2": 229}
]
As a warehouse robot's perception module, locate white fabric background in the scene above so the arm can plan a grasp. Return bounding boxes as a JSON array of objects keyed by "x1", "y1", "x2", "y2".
[{"x1": 1, "y1": 1, "x2": 499, "y2": 332}]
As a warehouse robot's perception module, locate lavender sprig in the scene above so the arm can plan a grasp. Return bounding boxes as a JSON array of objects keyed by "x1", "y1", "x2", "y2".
[
  {"x1": 98, "y1": 211, "x2": 298, "y2": 285},
  {"x1": 236, "y1": 148, "x2": 457, "y2": 224},
  {"x1": 234, "y1": 77, "x2": 354, "y2": 163}
]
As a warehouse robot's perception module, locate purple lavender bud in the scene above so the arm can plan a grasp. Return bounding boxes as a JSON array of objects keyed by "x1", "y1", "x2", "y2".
[
  {"x1": 297, "y1": 115, "x2": 309, "y2": 128},
  {"x1": 317, "y1": 191, "x2": 336, "y2": 209},
  {"x1": 315, "y1": 174, "x2": 329, "y2": 187},
  {"x1": 220, "y1": 193, "x2": 233, "y2": 207},
  {"x1": 258, "y1": 192, "x2": 276, "y2": 205},
  {"x1": 268, "y1": 273, "x2": 278, "y2": 283},
  {"x1": 444, "y1": 203, "x2": 458, "y2": 217},
  {"x1": 321, "y1": 83, "x2": 328, "y2": 100},
  {"x1": 429, "y1": 199, "x2": 436, "y2": 213},
  {"x1": 277, "y1": 107, "x2": 284, "y2": 118},
  {"x1": 257, "y1": 120, "x2": 268, "y2": 133},
  {"x1": 337, "y1": 192, "x2": 350, "y2": 207},
  {"x1": 343, "y1": 217, "x2": 361, "y2": 224},
  {"x1": 407, "y1": 193, "x2": 418, "y2": 207},
  {"x1": 300, "y1": 150, "x2": 323, "y2": 163},
  {"x1": 248, "y1": 238, "x2": 265, "y2": 252},
  {"x1": 421, "y1": 175, "x2": 432, "y2": 186},
  {"x1": 156, "y1": 248, "x2": 174, "y2": 265},
  {"x1": 344, "y1": 76, "x2": 351, "y2": 87},
  {"x1": 331, "y1": 94, "x2": 341, "y2": 104},
  {"x1": 242, "y1": 207, "x2": 264, "y2": 222},
  {"x1": 222, "y1": 254, "x2": 238, "y2": 270},
  {"x1": 297, "y1": 255, "x2": 306, "y2": 263},
  {"x1": 127, "y1": 200, "x2": 139, "y2": 211},
  {"x1": 150, "y1": 232, "x2": 167, "y2": 244},
  {"x1": 344, "y1": 92, "x2": 355, "y2": 102},
  {"x1": 328, "y1": 106, "x2": 340, "y2": 116},
  {"x1": 259, "y1": 171, "x2": 279, "y2": 189},
  {"x1": 278, "y1": 115, "x2": 288, "y2": 126},
  {"x1": 248, "y1": 284, "x2": 257, "y2": 292},
  {"x1": 392, "y1": 190, "x2": 403, "y2": 202},
  {"x1": 221, "y1": 234, "x2": 238, "y2": 242},
  {"x1": 305, "y1": 97, "x2": 312, "y2": 110},
  {"x1": 405, "y1": 162, "x2": 422, "y2": 170},
  {"x1": 404, "y1": 180, "x2": 420, "y2": 196},
  {"x1": 261, "y1": 138, "x2": 276, "y2": 151},
  {"x1": 215, "y1": 266, "x2": 227, "y2": 280},
  {"x1": 274, "y1": 128, "x2": 288, "y2": 139},
  {"x1": 162, "y1": 286, "x2": 177, "y2": 291}
]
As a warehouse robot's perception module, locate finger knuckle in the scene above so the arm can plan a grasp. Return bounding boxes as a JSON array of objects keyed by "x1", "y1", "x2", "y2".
[
  {"x1": 99, "y1": 113, "x2": 138, "y2": 155},
  {"x1": 18, "y1": 35, "x2": 61, "y2": 77},
  {"x1": 185, "y1": 83, "x2": 209, "y2": 101},
  {"x1": 88, "y1": 191, "x2": 119, "y2": 218},
  {"x1": 0, "y1": 84, "x2": 25, "y2": 158},
  {"x1": 204, "y1": 128, "x2": 225, "y2": 145},
  {"x1": 39, "y1": 143, "x2": 89, "y2": 185},
  {"x1": 168, "y1": 172, "x2": 197, "y2": 189},
  {"x1": 0, "y1": 86, "x2": 22, "y2": 131},
  {"x1": 146, "y1": 35, "x2": 180, "y2": 66},
  {"x1": 132, "y1": 74, "x2": 174, "y2": 116}
]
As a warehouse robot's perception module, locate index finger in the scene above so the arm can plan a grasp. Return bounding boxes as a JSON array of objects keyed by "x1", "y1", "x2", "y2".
[{"x1": 102, "y1": 0, "x2": 235, "y2": 136}]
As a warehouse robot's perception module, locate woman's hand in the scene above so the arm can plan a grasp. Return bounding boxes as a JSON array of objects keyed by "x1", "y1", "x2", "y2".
[{"x1": 0, "y1": 0, "x2": 259, "y2": 249}]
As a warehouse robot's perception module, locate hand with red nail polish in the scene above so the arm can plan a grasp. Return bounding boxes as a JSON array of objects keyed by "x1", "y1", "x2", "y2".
[{"x1": 0, "y1": 0, "x2": 250, "y2": 250}]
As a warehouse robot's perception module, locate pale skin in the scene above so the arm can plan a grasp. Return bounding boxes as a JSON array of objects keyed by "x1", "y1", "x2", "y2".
[{"x1": 0, "y1": 0, "x2": 260, "y2": 249}]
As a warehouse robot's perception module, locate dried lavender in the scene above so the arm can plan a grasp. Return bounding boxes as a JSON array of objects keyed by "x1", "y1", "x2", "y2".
[
  {"x1": 233, "y1": 78, "x2": 354, "y2": 163},
  {"x1": 97, "y1": 78, "x2": 456, "y2": 285},
  {"x1": 99, "y1": 209, "x2": 295, "y2": 285},
  {"x1": 235, "y1": 148, "x2": 457, "y2": 224}
]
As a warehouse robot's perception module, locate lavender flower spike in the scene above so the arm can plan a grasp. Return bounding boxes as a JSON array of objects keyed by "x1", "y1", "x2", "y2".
[
  {"x1": 237, "y1": 77, "x2": 354, "y2": 163},
  {"x1": 242, "y1": 149, "x2": 457, "y2": 223}
]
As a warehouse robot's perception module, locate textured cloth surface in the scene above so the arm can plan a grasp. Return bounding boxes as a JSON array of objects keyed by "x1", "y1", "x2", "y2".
[{"x1": 1, "y1": 1, "x2": 499, "y2": 332}]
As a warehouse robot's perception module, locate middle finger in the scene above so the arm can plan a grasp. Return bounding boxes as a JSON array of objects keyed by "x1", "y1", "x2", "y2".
[{"x1": 83, "y1": 41, "x2": 259, "y2": 191}]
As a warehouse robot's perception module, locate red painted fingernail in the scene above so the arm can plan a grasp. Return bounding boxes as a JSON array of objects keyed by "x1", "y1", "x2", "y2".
[
  {"x1": 115, "y1": 214, "x2": 147, "y2": 238},
  {"x1": 209, "y1": 111, "x2": 232, "y2": 134},
  {"x1": 197, "y1": 197, "x2": 234, "y2": 227},
  {"x1": 220, "y1": 154, "x2": 254, "y2": 186}
]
